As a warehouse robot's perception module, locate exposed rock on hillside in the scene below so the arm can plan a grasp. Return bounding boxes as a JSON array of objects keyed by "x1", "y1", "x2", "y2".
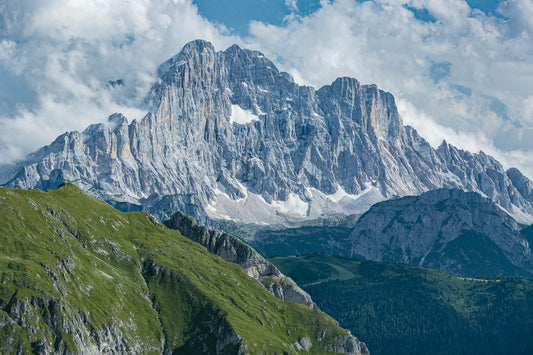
[
  {"x1": 165, "y1": 211, "x2": 316, "y2": 308},
  {"x1": 0, "y1": 184, "x2": 367, "y2": 354}
]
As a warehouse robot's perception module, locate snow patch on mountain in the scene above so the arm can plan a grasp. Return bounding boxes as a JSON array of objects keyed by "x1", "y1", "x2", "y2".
[
  {"x1": 204, "y1": 180, "x2": 385, "y2": 224},
  {"x1": 270, "y1": 193, "x2": 309, "y2": 216},
  {"x1": 230, "y1": 105, "x2": 260, "y2": 125},
  {"x1": 207, "y1": 181, "x2": 308, "y2": 223}
]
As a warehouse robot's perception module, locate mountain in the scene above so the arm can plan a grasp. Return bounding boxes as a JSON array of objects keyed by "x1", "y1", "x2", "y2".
[
  {"x1": 0, "y1": 184, "x2": 368, "y2": 354},
  {"x1": 272, "y1": 254, "x2": 533, "y2": 355},
  {"x1": 164, "y1": 211, "x2": 316, "y2": 308},
  {"x1": 5, "y1": 39, "x2": 533, "y2": 225},
  {"x1": 347, "y1": 188, "x2": 533, "y2": 278},
  {"x1": 249, "y1": 214, "x2": 360, "y2": 258},
  {"x1": 247, "y1": 189, "x2": 533, "y2": 279}
]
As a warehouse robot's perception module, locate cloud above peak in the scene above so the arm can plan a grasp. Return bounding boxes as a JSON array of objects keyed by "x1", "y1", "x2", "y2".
[
  {"x1": 0, "y1": 0, "x2": 239, "y2": 166},
  {"x1": 246, "y1": 0, "x2": 533, "y2": 176},
  {"x1": 1, "y1": 0, "x2": 533, "y2": 180}
]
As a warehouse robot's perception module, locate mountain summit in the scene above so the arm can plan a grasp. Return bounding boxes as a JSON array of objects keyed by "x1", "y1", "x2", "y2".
[
  {"x1": 5, "y1": 40, "x2": 533, "y2": 224},
  {"x1": 348, "y1": 188, "x2": 533, "y2": 278}
]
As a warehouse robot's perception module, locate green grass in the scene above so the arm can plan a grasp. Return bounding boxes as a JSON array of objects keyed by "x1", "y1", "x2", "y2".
[
  {"x1": 271, "y1": 255, "x2": 358, "y2": 286},
  {"x1": 271, "y1": 254, "x2": 533, "y2": 355},
  {"x1": 0, "y1": 184, "x2": 353, "y2": 354}
]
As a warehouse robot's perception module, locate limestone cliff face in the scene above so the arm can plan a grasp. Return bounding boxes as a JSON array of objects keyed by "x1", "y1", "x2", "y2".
[
  {"x1": 347, "y1": 189, "x2": 533, "y2": 278},
  {"x1": 164, "y1": 212, "x2": 316, "y2": 309},
  {"x1": 5, "y1": 40, "x2": 533, "y2": 225}
]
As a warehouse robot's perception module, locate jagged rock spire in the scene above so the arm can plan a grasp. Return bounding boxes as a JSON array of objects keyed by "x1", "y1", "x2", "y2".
[{"x1": 5, "y1": 40, "x2": 533, "y2": 224}]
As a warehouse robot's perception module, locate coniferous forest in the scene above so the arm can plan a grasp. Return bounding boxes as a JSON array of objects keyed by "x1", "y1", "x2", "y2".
[{"x1": 272, "y1": 254, "x2": 533, "y2": 355}]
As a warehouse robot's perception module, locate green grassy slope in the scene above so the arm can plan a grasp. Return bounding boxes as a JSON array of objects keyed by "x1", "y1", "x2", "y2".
[
  {"x1": 271, "y1": 254, "x2": 533, "y2": 355},
  {"x1": 0, "y1": 184, "x2": 357, "y2": 354}
]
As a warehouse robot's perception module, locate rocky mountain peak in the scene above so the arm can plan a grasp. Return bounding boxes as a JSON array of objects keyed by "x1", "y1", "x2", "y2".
[
  {"x1": 107, "y1": 113, "x2": 128, "y2": 131},
  {"x1": 347, "y1": 188, "x2": 533, "y2": 278},
  {"x1": 317, "y1": 76, "x2": 402, "y2": 142},
  {"x1": 507, "y1": 167, "x2": 533, "y2": 200},
  {"x1": 163, "y1": 38, "x2": 216, "y2": 66},
  {"x1": 182, "y1": 38, "x2": 216, "y2": 54},
  {"x1": 5, "y1": 39, "x2": 533, "y2": 225},
  {"x1": 156, "y1": 39, "x2": 218, "y2": 88},
  {"x1": 326, "y1": 76, "x2": 362, "y2": 96},
  {"x1": 223, "y1": 45, "x2": 297, "y2": 105}
]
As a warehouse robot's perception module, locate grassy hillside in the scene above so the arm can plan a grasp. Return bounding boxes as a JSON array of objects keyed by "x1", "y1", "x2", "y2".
[
  {"x1": 272, "y1": 254, "x2": 533, "y2": 355},
  {"x1": 0, "y1": 184, "x2": 358, "y2": 354}
]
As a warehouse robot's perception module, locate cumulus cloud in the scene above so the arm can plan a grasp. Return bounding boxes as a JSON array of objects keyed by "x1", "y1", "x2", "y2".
[
  {"x1": 246, "y1": 0, "x2": 533, "y2": 177},
  {"x1": 498, "y1": 0, "x2": 533, "y2": 35},
  {"x1": 2, "y1": 0, "x2": 533, "y2": 181},
  {"x1": 285, "y1": 0, "x2": 299, "y2": 12},
  {"x1": 0, "y1": 0, "x2": 239, "y2": 165}
]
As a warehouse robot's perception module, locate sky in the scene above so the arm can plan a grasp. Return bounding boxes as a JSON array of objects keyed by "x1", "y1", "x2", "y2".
[{"x1": 0, "y1": 0, "x2": 533, "y2": 179}]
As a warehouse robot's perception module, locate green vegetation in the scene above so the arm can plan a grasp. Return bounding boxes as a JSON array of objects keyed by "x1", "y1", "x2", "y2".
[
  {"x1": 272, "y1": 254, "x2": 533, "y2": 355},
  {"x1": 249, "y1": 214, "x2": 359, "y2": 257},
  {"x1": 0, "y1": 184, "x2": 353, "y2": 354}
]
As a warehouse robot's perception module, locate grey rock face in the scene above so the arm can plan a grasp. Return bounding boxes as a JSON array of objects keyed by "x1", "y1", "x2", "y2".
[
  {"x1": 5, "y1": 40, "x2": 533, "y2": 225},
  {"x1": 347, "y1": 188, "x2": 533, "y2": 278},
  {"x1": 164, "y1": 211, "x2": 316, "y2": 309},
  {"x1": 2, "y1": 296, "x2": 162, "y2": 354},
  {"x1": 325, "y1": 333, "x2": 370, "y2": 355}
]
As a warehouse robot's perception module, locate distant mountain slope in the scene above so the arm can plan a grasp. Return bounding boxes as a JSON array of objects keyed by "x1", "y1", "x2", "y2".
[
  {"x1": 0, "y1": 184, "x2": 367, "y2": 354},
  {"x1": 347, "y1": 188, "x2": 533, "y2": 278},
  {"x1": 272, "y1": 254, "x2": 533, "y2": 355},
  {"x1": 248, "y1": 189, "x2": 533, "y2": 279},
  {"x1": 249, "y1": 214, "x2": 360, "y2": 257},
  {"x1": 4, "y1": 40, "x2": 533, "y2": 225}
]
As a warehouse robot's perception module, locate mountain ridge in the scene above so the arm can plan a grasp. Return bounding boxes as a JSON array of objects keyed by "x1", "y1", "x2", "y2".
[
  {"x1": 5, "y1": 39, "x2": 533, "y2": 225},
  {"x1": 164, "y1": 211, "x2": 317, "y2": 309},
  {"x1": 0, "y1": 183, "x2": 367, "y2": 354},
  {"x1": 347, "y1": 188, "x2": 533, "y2": 278}
]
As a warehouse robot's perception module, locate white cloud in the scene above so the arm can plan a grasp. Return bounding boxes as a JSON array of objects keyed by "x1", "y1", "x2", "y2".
[
  {"x1": 523, "y1": 96, "x2": 533, "y2": 122},
  {"x1": 246, "y1": 0, "x2": 533, "y2": 178},
  {"x1": 498, "y1": 0, "x2": 533, "y2": 35},
  {"x1": 285, "y1": 0, "x2": 299, "y2": 12},
  {"x1": 0, "y1": 0, "x2": 239, "y2": 165},
  {"x1": 397, "y1": 98, "x2": 533, "y2": 179},
  {"x1": 2, "y1": 0, "x2": 533, "y2": 183}
]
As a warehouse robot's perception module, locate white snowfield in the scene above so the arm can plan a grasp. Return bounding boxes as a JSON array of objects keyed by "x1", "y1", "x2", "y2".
[
  {"x1": 205, "y1": 180, "x2": 385, "y2": 224},
  {"x1": 230, "y1": 105, "x2": 260, "y2": 125}
]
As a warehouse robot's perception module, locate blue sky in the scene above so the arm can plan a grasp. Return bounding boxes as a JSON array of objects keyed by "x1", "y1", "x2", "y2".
[
  {"x1": 466, "y1": 0, "x2": 505, "y2": 15},
  {"x1": 0, "y1": 0, "x2": 533, "y2": 179},
  {"x1": 194, "y1": 0, "x2": 322, "y2": 36},
  {"x1": 194, "y1": 0, "x2": 505, "y2": 36}
]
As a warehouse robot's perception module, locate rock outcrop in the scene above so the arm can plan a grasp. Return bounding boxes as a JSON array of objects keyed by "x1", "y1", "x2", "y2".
[
  {"x1": 5, "y1": 40, "x2": 533, "y2": 225},
  {"x1": 164, "y1": 211, "x2": 316, "y2": 308}
]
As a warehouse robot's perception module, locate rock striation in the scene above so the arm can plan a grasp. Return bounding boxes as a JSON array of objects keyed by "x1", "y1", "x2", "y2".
[
  {"x1": 164, "y1": 211, "x2": 316, "y2": 308},
  {"x1": 347, "y1": 188, "x2": 533, "y2": 278},
  {"x1": 5, "y1": 40, "x2": 533, "y2": 225}
]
